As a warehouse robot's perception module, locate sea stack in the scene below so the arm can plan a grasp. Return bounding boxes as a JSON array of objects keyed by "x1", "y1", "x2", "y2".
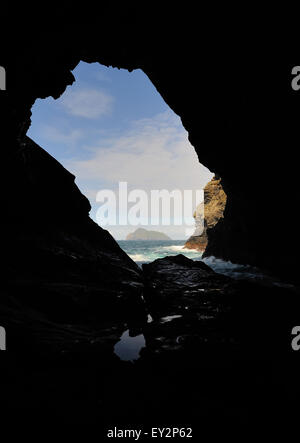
[{"x1": 184, "y1": 176, "x2": 226, "y2": 252}]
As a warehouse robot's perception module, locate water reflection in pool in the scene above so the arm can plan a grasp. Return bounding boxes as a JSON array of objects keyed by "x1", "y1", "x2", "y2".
[{"x1": 114, "y1": 330, "x2": 146, "y2": 361}]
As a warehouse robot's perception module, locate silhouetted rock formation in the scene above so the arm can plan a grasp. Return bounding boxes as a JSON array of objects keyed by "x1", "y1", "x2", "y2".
[
  {"x1": 1, "y1": 6, "x2": 297, "y2": 280},
  {"x1": 141, "y1": 255, "x2": 300, "y2": 364},
  {"x1": 1, "y1": 136, "x2": 146, "y2": 350},
  {"x1": 142, "y1": 254, "x2": 230, "y2": 318},
  {"x1": 184, "y1": 176, "x2": 226, "y2": 252},
  {"x1": 1, "y1": 6, "x2": 300, "y2": 431},
  {"x1": 126, "y1": 228, "x2": 171, "y2": 241}
]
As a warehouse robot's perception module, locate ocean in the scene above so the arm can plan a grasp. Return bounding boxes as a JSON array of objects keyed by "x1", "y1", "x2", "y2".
[
  {"x1": 117, "y1": 239, "x2": 294, "y2": 287},
  {"x1": 114, "y1": 239, "x2": 294, "y2": 362},
  {"x1": 118, "y1": 239, "x2": 200, "y2": 264}
]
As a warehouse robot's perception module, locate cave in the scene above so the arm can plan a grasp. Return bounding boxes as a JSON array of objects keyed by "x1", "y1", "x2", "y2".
[
  {"x1": 27, "y1": 60, "x2": 214, "y2": 246},
  {"x1": 1, "y1": 5, "x2": 300, "y2": 435}
]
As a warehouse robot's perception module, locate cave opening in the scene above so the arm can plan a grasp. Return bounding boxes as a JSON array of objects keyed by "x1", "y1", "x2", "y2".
[
  {"x1": 3, "y1": 10, "x2": 300, "y2": 430},
  {"x1": 27, "y1": 61, "x2": 216, "y2": 265}
]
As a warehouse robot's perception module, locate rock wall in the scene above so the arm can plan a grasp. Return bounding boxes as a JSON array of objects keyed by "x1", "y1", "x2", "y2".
[
  {"x1": 0, "y1": 5, "x2": 299, "y2": 287},
  {"x1": 1, "y1": 6, "x2": 300, "y2": 430},
  {"x1": 184, "y1": 176, "x2": 226, "y2": 252},
  {"x1": 0, "y1": 135, "x2": 146, "y2": 345}
]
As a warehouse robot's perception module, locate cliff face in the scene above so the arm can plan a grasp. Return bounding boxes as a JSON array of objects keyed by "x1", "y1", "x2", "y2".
[
  {"x1": 0, "y1": 6, "x2": 299, "y2": 326},
  {"x1": 1, "y1": 6, "x2": 300, "y2": 428},
  {"x1": 1, "y1": 7, "x2": 299, "y2": 282},
  {"x1": 184, "y1": 176, "x2": 226, "y2": 252},
  {"x1": 0, "y1": 135, "x2": 146, "y2": 348},
  {"x1": 1, "y1": 7, "x2": 298, "y2": 282}
]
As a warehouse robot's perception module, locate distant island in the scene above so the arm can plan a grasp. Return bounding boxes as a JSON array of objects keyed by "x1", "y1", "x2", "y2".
[{"x1": 126, "y1": 228, "x2": 171, "y2": 241}]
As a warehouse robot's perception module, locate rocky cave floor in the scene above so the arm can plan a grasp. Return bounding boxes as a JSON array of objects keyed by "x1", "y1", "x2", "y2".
[{"x1": 1, "y1": 253, "x2": 300, "y2": 433}]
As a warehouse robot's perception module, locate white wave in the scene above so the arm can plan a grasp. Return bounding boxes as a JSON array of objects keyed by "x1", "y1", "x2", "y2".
[
  {"x1": 202, "y1": 256, "x2": 294, "y2": 287},
  {"x1": 182, "y1": 246, "x2": 203, "y2": 252},
  {"x1": 162, "y1": 245, "x2": 185, "y2": 252},
  {"x1": 203, "y1": 256, "x2": 261, "y2": 277},
  {"x1": 128, "y1": 253, "x2": 148, "y2": 262}
]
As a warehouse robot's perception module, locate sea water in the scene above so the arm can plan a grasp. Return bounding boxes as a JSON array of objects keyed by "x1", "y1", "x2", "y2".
[
  {"x1": 114, "y1": 239, "x2": 293, "y2": 361},
  {"x1": 117, "y1": 239, "x2": 294, "y2": 287},
  {"x1": 118, "y1": 240, "x2": 200, "y2": 264}
]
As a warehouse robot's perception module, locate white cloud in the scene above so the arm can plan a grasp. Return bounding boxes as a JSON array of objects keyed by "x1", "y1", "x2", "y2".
[
  {"x1": 40, "y1": 125, "x2": 83, "y2": 145},
  {"x1": 63, "y1": 111, "x2": 213, "y2": 240},
  {"x1": 59, "y1": 87, "x2": 114, "y2": 118},
  {"x1": 67, "y1": 111, "x2": 213, "y2": 192},
  {"x1": 93, "y1": 70, "x2": 112, "y2": 83}
]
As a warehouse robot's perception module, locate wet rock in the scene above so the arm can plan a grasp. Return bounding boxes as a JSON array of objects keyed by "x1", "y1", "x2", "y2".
[
  {"x1": 1, "y1": 7, "x2": 300, "y2": 429},
  {"x1": 142, "y1": 254, "x2": 231, "y2": 319},
  {"x1": 141, "y1": 255, "x2": 300, "y2": 366},
  {"x1": 1, "y1": 6, "x2": 300, "y2": 286},
  {"x1": 140, "y1": 255, "x2": 238, "y2": 363},
  {"x1": 1, "y1": 137, "x2": 147, "y2": 352}
]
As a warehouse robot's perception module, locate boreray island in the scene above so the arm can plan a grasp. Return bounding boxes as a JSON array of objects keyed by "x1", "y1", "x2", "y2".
[
  {"x1": 2, "y1": 8, "x2": 299, "y2": 432},
  {"x1": 126, "y1": 228, "x2": 171, "y2": 241}
]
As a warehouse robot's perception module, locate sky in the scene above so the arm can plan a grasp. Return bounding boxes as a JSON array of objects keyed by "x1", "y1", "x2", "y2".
[{"x1": 27, "y1": 62, "x2": 213, "y2": 240}]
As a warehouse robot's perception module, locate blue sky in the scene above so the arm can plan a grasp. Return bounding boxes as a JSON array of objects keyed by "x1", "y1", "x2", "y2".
[{"x1": 28, "y1": 62, "x2": 213, "y2": 239}]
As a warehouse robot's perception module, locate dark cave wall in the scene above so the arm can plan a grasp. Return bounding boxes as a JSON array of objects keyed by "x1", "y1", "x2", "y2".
[{"x1": 1, "y1": 6, "x2": 299, "y2": 281}]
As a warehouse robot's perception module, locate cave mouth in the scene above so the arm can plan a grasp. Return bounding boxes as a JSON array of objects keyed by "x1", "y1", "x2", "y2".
[{"x1": 27, "y1": 61, "x2": 215, "y2": 264}]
